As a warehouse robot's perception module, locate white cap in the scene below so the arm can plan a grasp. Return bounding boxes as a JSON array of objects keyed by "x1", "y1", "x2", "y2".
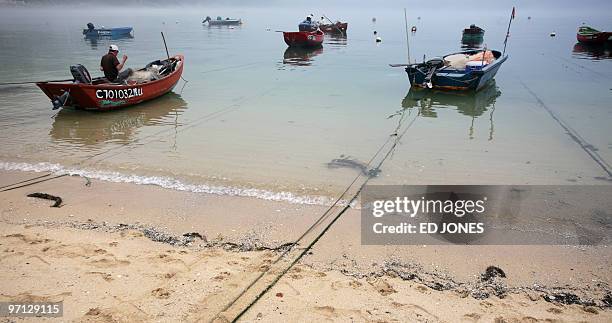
[{"x1": 109, "y1": 44, "x2": 119, "y2": 51}]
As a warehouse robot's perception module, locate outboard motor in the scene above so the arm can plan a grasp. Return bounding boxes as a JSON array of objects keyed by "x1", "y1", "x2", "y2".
[
  {"x1": 70, "y1": 64, "x2": 92, "y2": 84},
  {"x1": 422, "y1": 57, "x2": 444, "y2": 88},
  {"x1": 83, "y1": 22, "x2": 95, "y2": 35},
  {"x1": 52, "y1": 92, "x2": 70, "y2": 110}
]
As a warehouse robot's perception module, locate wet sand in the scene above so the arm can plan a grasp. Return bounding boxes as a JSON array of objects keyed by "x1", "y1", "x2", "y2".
[{"x1": 0, "y1": 169, "x2": 611, "y2": 322}]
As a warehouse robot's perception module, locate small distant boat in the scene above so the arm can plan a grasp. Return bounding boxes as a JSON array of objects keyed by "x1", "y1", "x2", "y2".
[
  {"x1": 462, "y1": 24, "x2": 484, "y2": 41},
  {"x1": 404, "y1": 49, "x2": 507, "y2": 91},
  {"x1": 319, "y1": 21, "x2": 348, "y2": 33},
  {"x1": 202, "y1": 16, "x2": 242, "y2": 26},
  {"x1": 37, "y1": 55, "x2": 184, "y2": 111},
  {"x1": 283, "y1": 30, "x2": 324, "y2": 48},
  {"x1": 83, "y1": 23, "x2": 133, "y2": 38},
  {"x1": 462, "y1": 25, "x2": 484, "y2": 48},
  {"x1": 576, "y1": 26, "x2": 612, "y2": 44}
]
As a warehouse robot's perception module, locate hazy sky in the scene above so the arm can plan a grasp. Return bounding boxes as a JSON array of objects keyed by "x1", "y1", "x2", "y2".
[{"x1": 2, "y1": 0, "x2": 611, "y2": 19}]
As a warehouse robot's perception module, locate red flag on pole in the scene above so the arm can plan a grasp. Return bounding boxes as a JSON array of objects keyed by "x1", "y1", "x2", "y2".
[{"x1": 511, "y1": 7, "x2": 516, "y2": 19}]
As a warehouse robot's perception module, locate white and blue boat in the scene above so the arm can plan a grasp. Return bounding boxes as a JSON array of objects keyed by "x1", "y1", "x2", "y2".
[
  {"x1": 405, "y1": 49, "x2": 507, "y2": 91},
  {"x1": 83, "y1": 23, "x2": 133, "y2": 38}
]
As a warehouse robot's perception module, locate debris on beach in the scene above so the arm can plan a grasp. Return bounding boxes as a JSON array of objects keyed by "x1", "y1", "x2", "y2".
[
  {"x1": 480, "y1": 265, "x2": 506, "y2": 282},
  {"x1": 602, "y1": 293, "x2": 612, "y2": 307},
  {"x1": 27, "y1": 192, "x2": 62, "y2": 207},
  {"x1": 183, "y1": 232, "x2": 207, "y2": 243},
  {"x1": 543, "y1": 292, "x2": 592, "y2": 306}
]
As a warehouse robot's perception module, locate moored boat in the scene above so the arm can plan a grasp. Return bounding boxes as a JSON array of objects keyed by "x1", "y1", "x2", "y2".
[
  {"x1": 283, "y1": 30, "x2": 324, "y2": 48},
  {"x1": 202, "y1": 16, "x2": 242, "y2": 26},
  {"x1": 83, "y1": 23, "x2": 133, "y2": 38},
  {"x1": 37, "y1": 55, "x2": 184, "y2": 111},
  {"x1": 461, "y1": 24, "x2": 484, "y2": 44},
  {"x1": 462, "y1": 24, "x2": 485, "y2": 36},
  {"x1": 405, "y1": 49, "x2": 507, "y2": 91},
  {"x1": 319, "y1": 21, "x2": 348, "y2": 33},
  {"x1": 576, "y1": 26, "x2": 612, "y2": 44}
]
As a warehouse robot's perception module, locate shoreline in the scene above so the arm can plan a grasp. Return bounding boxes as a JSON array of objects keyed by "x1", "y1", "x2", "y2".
[{"x1": 1, "y1": 169, "x2": 611, "y2": 321}]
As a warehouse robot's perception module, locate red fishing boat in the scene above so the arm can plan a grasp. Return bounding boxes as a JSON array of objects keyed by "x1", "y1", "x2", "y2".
[
  {"x1": 319, "y1": 22, "x2": 348, "y2": 33},
  {"x1": 37, "y1": 55, "x2": 184, "y2": 111},
  {"x1": 577, "y1": 26, "x2": 612, "y2": 44},
  {"x1": 283, "y1": 30, "x2": 324, "y2": 48}
]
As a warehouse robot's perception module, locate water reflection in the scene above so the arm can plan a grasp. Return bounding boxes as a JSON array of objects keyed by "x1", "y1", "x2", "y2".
[
  {"x1": 461, "y1": 38, "x2": 483, "y2": 49},
  {"x1": 325, "y1": 33, "x2": 348, "y2": 47},
  {"x1": 461, "y1": 31, "x2": 484, "y2": 49},
  {"x1": 400, "y1": 82, "x2": 501, "y2": 140},
  {"x1": 572, "y1": 42, "x2": 612, "y2": 60},
  {"x1": 84, "y1": 34, "x2": 135, "y2": 50},
  {"x1": 50, "y1": 93, "x2": 187, "y2": 147},
  {"x1": 281, "y1": 47, "x2": 323, "y2": 66}
]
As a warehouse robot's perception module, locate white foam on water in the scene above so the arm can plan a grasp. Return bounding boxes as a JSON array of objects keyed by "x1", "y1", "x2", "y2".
[{"x1": 0, "y1": 161, "x2": 349, "y2": 207}]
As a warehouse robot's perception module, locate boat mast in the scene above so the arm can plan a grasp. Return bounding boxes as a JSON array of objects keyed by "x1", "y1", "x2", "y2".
[
  {"x1": 502, "y1": 7, "x2": 515, "y2": 55},
  {"x1": 404, "y1": 8, "x2": 411, "y2": 64}
]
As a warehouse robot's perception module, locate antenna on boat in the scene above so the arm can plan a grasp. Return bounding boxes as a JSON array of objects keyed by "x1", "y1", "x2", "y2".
[
  {"x1": 404, "y1": 8, "x2": 411, "y2": 64},
  {"x1": 502, "y1": 7, "x2": 516, "y2": 55},
  {"x1": 161, "y1": 32, "x2": 170, "y2": 60}
]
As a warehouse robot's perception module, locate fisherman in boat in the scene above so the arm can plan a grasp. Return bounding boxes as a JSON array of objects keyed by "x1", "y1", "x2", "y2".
[
  {"x1": 299, "y1": 15, "x2": 319, "y2": 32},
  {"x1": 100, "y1": 44, "x2": 128, "y2": 82}
]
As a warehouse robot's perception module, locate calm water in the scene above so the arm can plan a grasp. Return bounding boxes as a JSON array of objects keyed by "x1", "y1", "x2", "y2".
[{"x1": 0, "y1": 5, "x2": 611, "y2": 203}]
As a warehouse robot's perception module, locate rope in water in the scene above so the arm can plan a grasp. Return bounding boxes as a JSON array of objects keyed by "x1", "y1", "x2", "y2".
[
  {"x1": 520, "y1": 79, "x2": 611, "y2": 177},
  {"x1": 0, "y1": 79, "x2": 73, "y2": 86}
]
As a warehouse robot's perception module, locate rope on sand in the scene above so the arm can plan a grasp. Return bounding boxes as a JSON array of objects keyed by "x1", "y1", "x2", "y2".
[{"x1": 214, "y1": 107, "x2": 420, "y2": 322}]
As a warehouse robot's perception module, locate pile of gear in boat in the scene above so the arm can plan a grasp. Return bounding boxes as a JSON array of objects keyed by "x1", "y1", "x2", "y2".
[
  {"x1": 119, "y1": 59, "x2": 179, "y2": 84},
  {"x1": 69, "y1": 58, "x2": 179, "y2": 85},
  {"x1": 443, "y1": 50, "x2": 495, "y2": 70}
]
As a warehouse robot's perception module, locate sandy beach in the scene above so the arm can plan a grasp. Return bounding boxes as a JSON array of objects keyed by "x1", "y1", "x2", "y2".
[
  {"x1": 1, "y1": 2, "x2": 612, "y2": 322},
  {"x1": 1, "y1": 169, "x2": 610, "y2": 322}
]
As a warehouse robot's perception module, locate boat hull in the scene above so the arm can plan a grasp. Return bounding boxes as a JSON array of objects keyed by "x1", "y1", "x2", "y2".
[
  {"x1": 405, "y1": 50, "x2": 507, "y2": 91},
  {"x1": 83, "y1": 27, "x2": 133, "y2": 38},
  {"x1": 577, "y1": 31, "x2": 612, "y2": 44},
  {"x1": 283, "y1": 31, "x2": 324, "y2": 48},
  {"x1": 319, "y1": 22, "x2": 348, "y2": 33},
  {"x1": 37, "y1": 55, "x2": 184, "y2": 111},
  {"x1": 206, "y1": 19, "x2": 242, "y2": 26}
]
